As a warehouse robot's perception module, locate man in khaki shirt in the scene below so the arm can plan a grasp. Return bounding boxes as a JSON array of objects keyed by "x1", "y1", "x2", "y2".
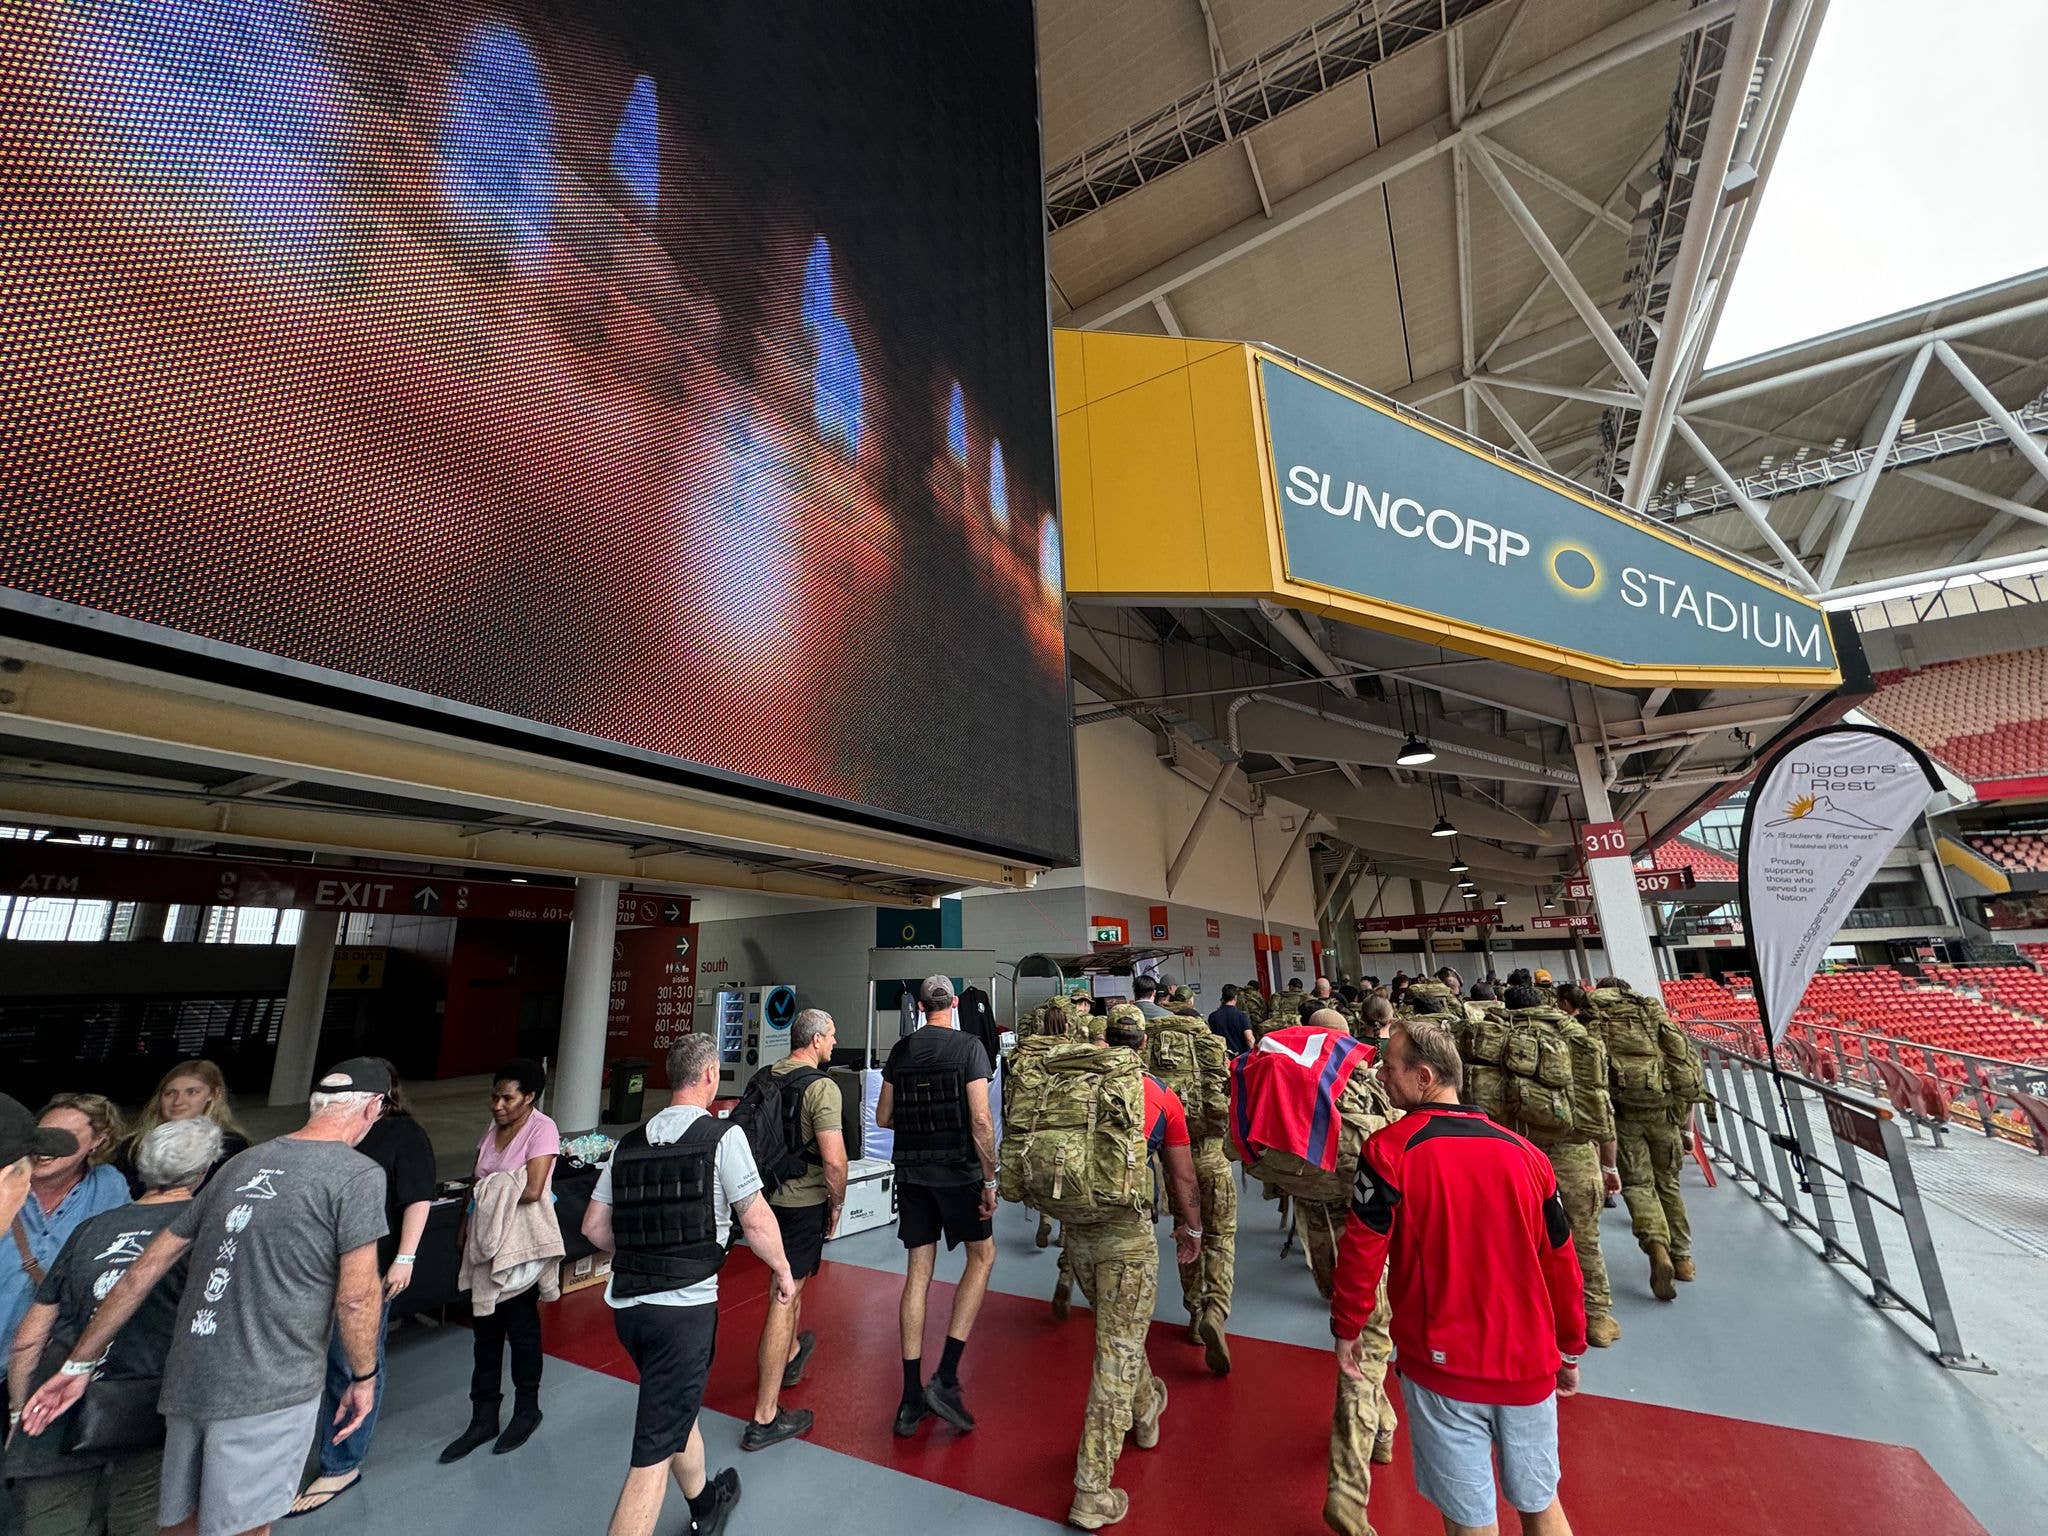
[{"x1": 743, "y1": 1011, "x2": 846, "y2": 1450}]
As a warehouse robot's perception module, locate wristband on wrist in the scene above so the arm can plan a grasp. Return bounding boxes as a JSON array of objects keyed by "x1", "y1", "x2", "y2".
[
  {"x1": 391, "y1": 1254, "x2": 416, "y2": 1266},
  {"x1": 350, "y1": 1367, "x2": 380, "y2": 1383},
  {"x1": 1560, "y1": 1353, "x2": 1582, "y2": 1366},
  {"x1": 981, "y1": 1178, "x2": 999, "y2": 1189},
  {"x1": 58, "y1": 1355, "x2": 105, "y2": 1378}
]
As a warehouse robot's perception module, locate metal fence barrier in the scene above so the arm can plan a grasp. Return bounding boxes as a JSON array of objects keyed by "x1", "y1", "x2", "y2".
[{"x1": 1689, "y1": 1034, "x2": 1990, "y2": 1373}]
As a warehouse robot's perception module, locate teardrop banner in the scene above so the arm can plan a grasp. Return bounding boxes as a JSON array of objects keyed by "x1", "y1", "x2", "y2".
[{"x1": 1738, "y1": 725, "x2": 1942, "y2": 1050}]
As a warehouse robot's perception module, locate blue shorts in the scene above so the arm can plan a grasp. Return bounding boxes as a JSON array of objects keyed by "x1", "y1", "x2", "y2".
[{"x1": 1401, "y1": 1377, "x2": 1562, "y2": 1525}]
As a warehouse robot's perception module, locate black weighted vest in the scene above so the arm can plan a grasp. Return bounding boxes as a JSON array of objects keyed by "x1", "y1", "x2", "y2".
[
  {"x1": 608, "y1": 1114, "x2": 733, "y2": 1299},
  {"x1": 889, "y1": 1065, "x2": 972, "y2": 1167}
]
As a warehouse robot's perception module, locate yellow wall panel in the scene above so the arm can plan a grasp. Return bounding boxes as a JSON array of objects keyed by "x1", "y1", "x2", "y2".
[
  {"x1": 1076, "y1": 332, "x2": 1191, "y2": 407},
  {"x1": 1084, "y1": 370, "x2": 1209, "y2": 591},
  {"x1": 1185, "y1": 347, "x2": 1275, "y2": 596},
  {"x1": 1053, "y1": 330, "x2": 1087, "y2": 413}
]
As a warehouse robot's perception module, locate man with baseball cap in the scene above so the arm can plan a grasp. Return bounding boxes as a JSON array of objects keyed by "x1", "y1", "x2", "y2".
[
  {"x1": 876, "y1": 975, "x2": 997, "y2": 1438},
  {"x1": 0, "y1": 1095, "x2": 76, "y2": 1234},
  {"x1": 20, "y1": 1060, "x2": 388, "y2": 1536}
]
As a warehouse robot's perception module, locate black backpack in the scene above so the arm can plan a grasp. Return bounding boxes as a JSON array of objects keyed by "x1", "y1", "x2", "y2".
[{"x1": 730, "y1": 1065, "x2": 826, "y2": 1195}]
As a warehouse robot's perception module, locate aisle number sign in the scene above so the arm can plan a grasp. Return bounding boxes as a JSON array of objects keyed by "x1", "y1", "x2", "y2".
[{"x1": 1580, "y1": 821, "x2": 1630, "y2": 860}]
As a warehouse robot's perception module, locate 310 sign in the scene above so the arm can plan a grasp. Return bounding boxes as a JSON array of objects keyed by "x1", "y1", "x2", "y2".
[{"x1": 1579, "y1": 821, "x2": 1630, "y2": 860}]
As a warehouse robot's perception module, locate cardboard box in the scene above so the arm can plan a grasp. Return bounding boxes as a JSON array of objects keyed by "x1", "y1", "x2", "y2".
[
  {"x1": 558, "y1": 1252, "x2": 612, "y2": 1295},
  {"x1": 831, "y1": 1157, "x2": 896, "y2": 1240}
]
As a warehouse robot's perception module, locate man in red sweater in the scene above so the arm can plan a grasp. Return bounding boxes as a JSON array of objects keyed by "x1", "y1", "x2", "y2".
[{"x1": 1331, "y1": 1017, "x2": 1586, "y2": 1536}]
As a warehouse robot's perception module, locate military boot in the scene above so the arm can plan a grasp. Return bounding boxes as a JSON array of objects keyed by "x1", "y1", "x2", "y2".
[
  {"x1": 1673, "y1": 1254, "x2": 1697, "y2": 1282},
  {"x1": 1185, "y1": 1311, "x2": 1201, "y2": 1346},
  {"x1": 1132, "y1": 1379, "x2": 1167, "y2": 1449},
  {"x1": 1196, "y1": 1307, "x2": 1231, "y2": 1376},
  {"x1": 1036, "y1": 1213, "x2": 1053, "y2": 1249},
  {"x1": 1322, "y1": 1489, "x2": 1377, "y2": 1536},
  {"x1": 1051, "y1": 1272, "x2": 1072, "y2": 1320},
  {"x1": 1648, "y1": 1241, "x2": 1677, "y2": 1302},
  {"x1": 1586, "y1": 1314, "x2": 1622, "y2": 1348},
  {"x1": 1371, "y1": 1427, "x2": 1396, "y2": 1465},
  {"x1": 1067, "y1": 1489, "x2": 1129, "y2": 1530}
]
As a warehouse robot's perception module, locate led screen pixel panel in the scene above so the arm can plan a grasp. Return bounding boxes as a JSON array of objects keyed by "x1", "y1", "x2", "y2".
[{"x1": 0, "y1": 0, "x2": 1077, "y2": 864}]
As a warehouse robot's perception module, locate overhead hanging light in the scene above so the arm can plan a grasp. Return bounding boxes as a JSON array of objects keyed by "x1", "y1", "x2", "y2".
[
  {"x1": 1542, "y1": 894, "x2": 1557, "y2": 909},
  {"x1": 1431, "y1": 816, "x2": 1456, "y2": 838},
  {"x1": 1396, "y1": 734, "x2": 1436, "y2": 767},
  {"x1": 1448, "y1": 850, "x2": 1470, "y2": 874},
  {"x1": 1494, "y1": 893, "x2": 1509, "y2": 907}
]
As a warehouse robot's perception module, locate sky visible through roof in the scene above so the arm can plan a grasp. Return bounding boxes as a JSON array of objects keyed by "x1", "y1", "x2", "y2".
[{"x1": 1709, "y1": 2, "x2": 2048, "y2": 366}]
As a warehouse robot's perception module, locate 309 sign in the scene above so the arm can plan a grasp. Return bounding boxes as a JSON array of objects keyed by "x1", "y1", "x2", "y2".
[{"x1": 1580, "y1": 821, "x2": 1629, "y2": 860}]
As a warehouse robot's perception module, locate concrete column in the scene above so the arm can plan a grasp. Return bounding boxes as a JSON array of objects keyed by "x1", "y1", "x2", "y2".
[
  {"x1": 267, "y1": 909, "x2": 341, "y2": 1106},
  {"x1": 1570, "y1": 932, "x2": 1593, "y2": 983},
  {"x1": 125, "y1": 902, "x2": 170, "y2": 942},
  {"x1": 553, "y1": 876, "x2": 620, "y2": 1133},
  {"x1": 1570, "y1": 742, "x2": 1660, "y2": 994}
]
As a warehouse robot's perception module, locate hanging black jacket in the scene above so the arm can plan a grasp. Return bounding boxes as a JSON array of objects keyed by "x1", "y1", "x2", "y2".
[{"x1": 957, "y1": 985, "x2": 1002, "y2": 1063}]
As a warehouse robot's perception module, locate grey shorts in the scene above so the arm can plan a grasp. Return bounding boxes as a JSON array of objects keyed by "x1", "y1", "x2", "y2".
[
  {"x1": 159, "y1": 1398, "x2": 319, "y2": 1536},
  {"x1": 1401, "y1": 1377, "x2": 1562, "y2": 1525}
]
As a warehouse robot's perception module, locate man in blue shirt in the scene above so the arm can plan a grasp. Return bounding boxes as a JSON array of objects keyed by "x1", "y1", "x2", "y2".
[{"x1": 1207, "y1": 985, "x2": 1254, "y2": 1055}]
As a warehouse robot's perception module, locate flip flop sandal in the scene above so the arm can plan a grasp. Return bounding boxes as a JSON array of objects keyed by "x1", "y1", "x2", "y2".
[{"x1": 286, "y1": 1473, "x2": 363, "y2": 1518}]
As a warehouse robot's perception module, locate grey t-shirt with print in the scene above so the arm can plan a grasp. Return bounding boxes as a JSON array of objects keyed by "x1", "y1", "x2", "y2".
[{"x1": 161, "y1": 1137, "x2": 386, "y2": 1422}]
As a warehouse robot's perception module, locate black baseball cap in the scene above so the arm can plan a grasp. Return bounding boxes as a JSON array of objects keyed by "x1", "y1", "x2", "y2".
[
  {"x1": 316, "y1": 1058, "x2": 394, "y2": 1096},
  {"x1": 0, "y1": 1094, "x2": 78, "y2": 1165}
]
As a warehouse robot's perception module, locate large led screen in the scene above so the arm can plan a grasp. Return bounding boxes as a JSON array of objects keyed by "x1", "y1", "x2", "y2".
[{"x1": 0, "y1": 0, "x2": 1077, "y2": 863}]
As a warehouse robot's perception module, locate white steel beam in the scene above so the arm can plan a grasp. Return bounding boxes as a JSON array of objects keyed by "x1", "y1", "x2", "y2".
[
  {"x1": 1684, "y1": 292, "x2": 2048, "y2": 412},
  {"x1": 1153, "y1": 295, "x2": 1185, "y2": 336},
  {"x1": 1474, "y1": 374, "x2": 1638, "y2": 410},
  {"x1": 1670, "y1": 415, "x2": 1822, "y2": 590},
  {"x1": 1067, "y1": 1, "x2": 1743, "y2": 330},
  {"x1": 1622, "y1": 0, "x2": 1772, "y2": 507},
  {"x1": 1816, "y1": 344, "x2": 1933, "y2": 589},
  {"x1": 1471, "y1": 380, "x2": 1551, "y2": 469},
  {"x1": 1932, "y1": 339, "x2": 2048, "y2": 491},
  {"x1": 1166, "y1": 761, "x2": 1239, "y2": 897},
  {"x1": 1822, "y1": 547, "x2": 2048, "y2": 606},
  {"x1": 1903, "y1": 470, "x2": 2048, "y2": 535},
  {"x1": 1474, "y1": 137, "x2": 1634, "y2": 236},
  {"x1": 1468, "y1": 0, "x2": 1531, "y2": 108}
]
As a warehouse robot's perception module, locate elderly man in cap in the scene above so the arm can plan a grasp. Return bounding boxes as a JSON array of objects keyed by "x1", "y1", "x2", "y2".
[{"x1": 876, "y1": 975, "x2": 998, "y2": 1438}]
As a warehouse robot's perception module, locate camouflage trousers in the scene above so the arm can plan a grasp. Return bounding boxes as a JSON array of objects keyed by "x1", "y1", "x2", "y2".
[
  {"x1": 1177, "y1": 1137, "x2": 1237, "y2": 1325},
  {"x1": 1543, "y1": 1139, "x2": 1612, "y2": 1322},
  {"x1": 1616, "y1": 1112, "x2": 1691, "y2": 1259},
  {"x1": 1062, "y1": 1213, "x2": 1162, "y2": 1494},
  {"x1": 1294, "y1": 1197, "x2": 1396, "y2": 1536}
]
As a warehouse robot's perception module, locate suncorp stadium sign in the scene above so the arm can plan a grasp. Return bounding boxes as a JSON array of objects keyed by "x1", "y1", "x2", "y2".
[{"x1": 1259, "y1": 359, "x2": 1837, "y2": 679}]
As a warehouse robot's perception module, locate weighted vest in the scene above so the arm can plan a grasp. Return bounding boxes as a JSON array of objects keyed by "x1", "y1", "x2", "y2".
[
  {"x1": 608, "y1": 1115, "x2": 734, "y2": 1299},
  {"x1": 890, "y1": 1064, "x2": 974, "y2": 1167}
]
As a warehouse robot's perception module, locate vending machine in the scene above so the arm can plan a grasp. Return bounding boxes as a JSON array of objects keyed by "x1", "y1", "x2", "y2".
[{"x1": 714, "y1": 984, "x2": 798, "y2": 1096}]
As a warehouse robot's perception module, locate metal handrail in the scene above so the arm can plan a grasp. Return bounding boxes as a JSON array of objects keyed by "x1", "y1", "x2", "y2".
[
  {"x1": 1680, "y1": 1015, "x2": 2048, "y2": 1155},
  {"x1": 1688, "y1": 1037, "x2": 1988, "y2": 1372}
]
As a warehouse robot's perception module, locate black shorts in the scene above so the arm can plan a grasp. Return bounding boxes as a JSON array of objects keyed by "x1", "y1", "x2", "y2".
[
  {"x1": 612, "y1": 1301, "x2": 719, "y2": 1467},
  {"x1": 775, "y1": 1200, "x2": 830, "y2": 1280},
  {"x1": 897, "y1": 1180, "x2": 991, "y2": 1251}
]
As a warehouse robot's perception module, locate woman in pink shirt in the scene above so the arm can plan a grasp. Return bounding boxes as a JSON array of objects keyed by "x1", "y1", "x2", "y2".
[{"x1": 441, "y1": 1059, "x2": 560, "y2": 1463}]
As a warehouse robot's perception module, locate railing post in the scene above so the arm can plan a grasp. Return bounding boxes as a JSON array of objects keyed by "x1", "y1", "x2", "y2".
[
  {"x1": 1781, "y1": 1076, "x2": 1846, "y2": 1260},
  {"x1": 1723, "y1": 1049, "x2": 1771, "y2": 1187},
  {"x1": 1701, "y1": 1047, "x2": 1738, "y2": 1172},
  {"x1": 1964, "y1": 1061, "x2": 1997, "y2": 1140},
  {"x1": 1828, "y1": 1118, "x2": 1895, "y2": 1307},
  {"x1": 1877, "y1": 1115, "x2": 1985, "y2": 1371},
  {"x1": 1749, "y1": 1060, "x2": 1804, "y2": 1224}
]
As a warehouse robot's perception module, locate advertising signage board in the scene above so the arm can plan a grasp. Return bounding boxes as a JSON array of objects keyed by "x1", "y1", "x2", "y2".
[{"x1": 1260, "y1": 360, "x2": 1838, "y2": 682}]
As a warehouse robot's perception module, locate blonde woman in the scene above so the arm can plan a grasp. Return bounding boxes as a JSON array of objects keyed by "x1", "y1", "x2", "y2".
[{"x1": 111, "y1": 1062, "x2": 248, "y2": 1198}]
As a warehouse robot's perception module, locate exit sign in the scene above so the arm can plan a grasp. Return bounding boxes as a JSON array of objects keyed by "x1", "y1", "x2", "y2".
[{"x1": 1090, "y1": 916, "x2": 1129, "y2": 946}]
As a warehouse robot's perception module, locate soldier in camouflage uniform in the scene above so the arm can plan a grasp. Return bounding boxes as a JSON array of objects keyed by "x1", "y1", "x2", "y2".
[
  {"x1": 1239, "y1": 979, "x2": 1269, "y2": 1033},
  {"x1": 1532, "y1": 967, "x2": 1560, "y2": 1007},
  {"x1": 1505, "y1": 986, "x2": 1621, "y2": 1347},
  {"x1": 1064, "y1": 1008, "x2": 1204, "y2": 1531}
]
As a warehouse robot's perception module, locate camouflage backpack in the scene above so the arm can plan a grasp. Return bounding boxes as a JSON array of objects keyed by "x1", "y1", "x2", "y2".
[
  {"x1": 1142, "y1": 1012, "x2": 1230, "y2": 1141},
  {"x1": 998, "y1": 1042, "x2": 1151, "y2": 1223},
  {"x1": 1501, "y1": 1007, "x2": 1579, "y2": 1141},
  {"x1": 1401, "y1": 981, "x2": 1461, "y2": 1019},
  {"x1": 1589, "y1": 987, "x2": 1667, "y2": 1112},
  {"x1": 1242, "y1": 1066, "x2": 1397, "y2": 1203},
  {"x1": 1454, "y1": 1006, "x2": 1513, "y2": 1121},
  {"x1": 1657, "y1": 1013, "x2": 1709, "y2": 1106}
]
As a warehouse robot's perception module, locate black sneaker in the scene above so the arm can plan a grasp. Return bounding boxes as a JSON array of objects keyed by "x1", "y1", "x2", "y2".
[
  {"x1": 782, "y1": 1330, "x2": 817, "y2": 1389},
  {"x1": 691, "y1": 1468, "x2": 741, "y2": 1536},
  {"x1": 739, "y1": 1408, "x2": 813, "y2": 1452},
  {"x1": 893, "y1": 1397, "x2": 930, "y2": 1437},
  {"x1": 924, "y1": 1377, "x2": 976, "y2": 1433}
]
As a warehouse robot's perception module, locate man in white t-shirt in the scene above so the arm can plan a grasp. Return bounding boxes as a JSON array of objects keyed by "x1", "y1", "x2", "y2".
[{"x1": 585, "y1": 1035, "x2": 794, "y2": 1536}]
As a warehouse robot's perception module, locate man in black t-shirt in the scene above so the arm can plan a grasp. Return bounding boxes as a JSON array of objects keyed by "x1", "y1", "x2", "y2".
[{"x1": 877, "y1": 976, "x2": 996, "y2": 1441}]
